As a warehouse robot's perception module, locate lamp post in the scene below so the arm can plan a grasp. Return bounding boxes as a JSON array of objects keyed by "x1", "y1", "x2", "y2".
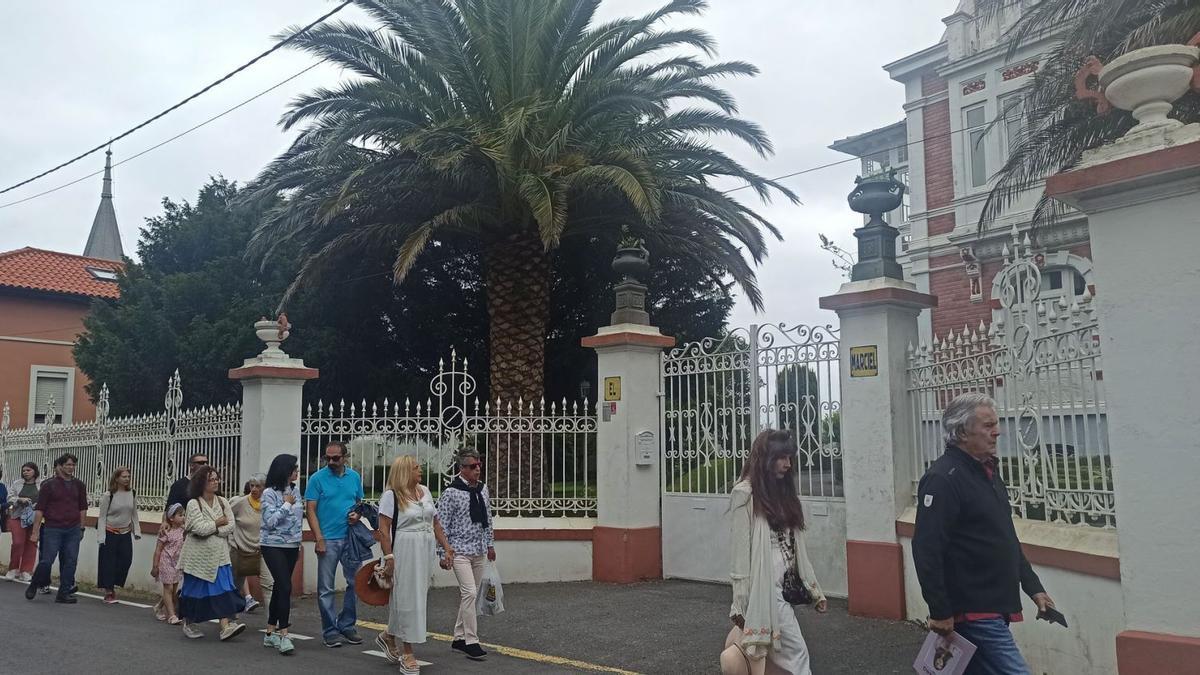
[{"x1": 579, "y1": 380, "x2": 592, "y2": 402}]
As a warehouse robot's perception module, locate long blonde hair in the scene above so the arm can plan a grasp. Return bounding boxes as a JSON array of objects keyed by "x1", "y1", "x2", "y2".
[{"x1": 386, "y1": 455, "x2": 422, "y2": 511}]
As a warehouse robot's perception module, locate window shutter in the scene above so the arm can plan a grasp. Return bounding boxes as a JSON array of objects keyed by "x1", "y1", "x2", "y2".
[{"x1": 34, "y1": 375, "x2": 67, "y2": 421}]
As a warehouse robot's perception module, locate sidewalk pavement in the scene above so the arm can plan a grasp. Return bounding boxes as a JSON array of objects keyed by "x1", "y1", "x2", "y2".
[{"x1": 344, "y1": 578, "x2": 927, "y2": 673}]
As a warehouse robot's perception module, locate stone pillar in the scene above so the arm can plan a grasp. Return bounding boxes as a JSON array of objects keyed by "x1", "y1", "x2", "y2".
[
  {"x1": 820, "y1": 172, "x2": 936, "y2": 619},
  {"x1": 582, "y1": 247, "x2": 674, "y2": 583},
  {"x1": 1044, "y1": 43, "x2": 1200, "y2": 674},
  {"x1": 229, "y1": 316, "x2": 318, "y2": 485}
]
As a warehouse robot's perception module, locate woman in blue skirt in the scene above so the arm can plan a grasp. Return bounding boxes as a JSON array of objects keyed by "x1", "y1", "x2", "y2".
[{"x1": 179, "y1": 465, "x2": 246, "y2": 640}]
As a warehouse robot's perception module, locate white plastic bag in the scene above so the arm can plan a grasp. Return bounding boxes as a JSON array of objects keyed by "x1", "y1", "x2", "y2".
[{"x1": 476, "y1": 563, "x2": 505, "y2": 616}]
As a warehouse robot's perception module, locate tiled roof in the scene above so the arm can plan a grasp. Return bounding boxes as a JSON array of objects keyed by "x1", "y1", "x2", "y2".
[{"x1": 0, "y1": 247, "x2": 122, "y2": 300}]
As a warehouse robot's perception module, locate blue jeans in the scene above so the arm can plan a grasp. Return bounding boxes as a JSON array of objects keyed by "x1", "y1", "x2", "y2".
[
  {"x1": 955, "y1": 617, "x2": 1032, "y2": 675},
  {"x1": 33, "y1": 526, "x2": 82, "y2": 594},
  {"x1": 316, "y1": 537, "x2": 358, "y2": 639}
]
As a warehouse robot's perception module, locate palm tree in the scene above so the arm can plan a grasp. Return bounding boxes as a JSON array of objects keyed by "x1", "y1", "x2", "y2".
[
  {"x1": 977, "y1": 0, "x2": 1200, "y2": 231},
  {"x1": 245, "y1": 0, "x2": 794, "y2": 489}
]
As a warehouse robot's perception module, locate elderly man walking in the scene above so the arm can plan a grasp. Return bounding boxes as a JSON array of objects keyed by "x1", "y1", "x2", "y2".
[
  {"x1": 437, "y1": 450, "x2": 495, "y2": 662},
  {"x1": 913, "y1": 392, "x2": 1057, "y2": 674},
  {"x1": 25, "y1": 452, "x2": 89, "y2": 604}
]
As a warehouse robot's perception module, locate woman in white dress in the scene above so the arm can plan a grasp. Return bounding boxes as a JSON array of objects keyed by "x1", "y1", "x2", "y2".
[
  {"x1": 376, "y1": 455, "x2": 455, "y2": 675},
  {"x1": 728, "y1": 429, "x2": 827, "y2": 675}
]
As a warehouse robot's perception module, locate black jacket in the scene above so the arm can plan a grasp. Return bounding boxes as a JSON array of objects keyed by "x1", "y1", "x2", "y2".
[
  {"x1": 912, "y1": 445, "x2": 1045, "y2": 620},
  {"x1": 166, "y1": 477, "x2": 190, "y2": 511}
]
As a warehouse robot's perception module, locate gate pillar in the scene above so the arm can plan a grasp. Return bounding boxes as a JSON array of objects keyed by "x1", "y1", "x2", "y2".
[
  {"x1": 583, "y1": 247, "x2": 674, "y2": 583},
  {"x1": 229, "y1": 317, "x2": 318, "y2": 486},
  {"x1": 821, "y1": 279, "x2": 935, "y2": 619},
  {"x1": 1046, "y1": 64, "x2": 1200, "y2": 672},
  {"x1": 822, "y1": 173, "x2": 936, "y2": 619}
]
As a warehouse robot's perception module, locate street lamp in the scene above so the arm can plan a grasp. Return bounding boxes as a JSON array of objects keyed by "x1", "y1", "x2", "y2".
[{"x1": 579, "y1": 380, "x2": 592, "y2": 401}]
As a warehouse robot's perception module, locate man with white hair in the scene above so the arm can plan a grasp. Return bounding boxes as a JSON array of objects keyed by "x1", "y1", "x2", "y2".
[{"x1": 912, "y1": 392, "x2": 1056, "y2": 674}]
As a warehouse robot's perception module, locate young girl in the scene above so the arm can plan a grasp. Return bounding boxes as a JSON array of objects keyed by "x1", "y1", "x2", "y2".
[{"x1": 152, "y1": 503, "x2": 185, "y2": 625}]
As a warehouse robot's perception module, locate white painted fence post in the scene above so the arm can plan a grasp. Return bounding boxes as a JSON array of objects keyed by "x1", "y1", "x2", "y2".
[
  {"x1": 582, "y1": 247, "x2": 674, "y2": 583},
  {"x1": 1045, "y1": 44, "x2": 1200, "y2": 673},
  {"x1": 228, "y1": 317, "x2": 318, "y2": 486}
]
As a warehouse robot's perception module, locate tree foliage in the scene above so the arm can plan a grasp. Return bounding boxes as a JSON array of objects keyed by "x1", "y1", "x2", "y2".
[
  {"x1": 75, "y1": 178, "x2": 733, "y2": 416},
  {"x1": 977, "y1": 0, "x2": 1200, "y2": 231},
  {"x1": 244, "y1": 0, "x2": 793, "y2": 405}
]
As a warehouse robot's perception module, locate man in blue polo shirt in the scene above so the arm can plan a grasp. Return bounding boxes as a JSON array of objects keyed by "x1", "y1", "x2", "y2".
[{"x1": 304, "y1": 440, "x2": 365, "y2": 647}]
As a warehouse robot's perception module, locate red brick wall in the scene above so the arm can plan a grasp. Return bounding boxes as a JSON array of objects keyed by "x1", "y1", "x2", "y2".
[
  {"x1": 923, "y1": 100, "x2": 954, "y2": 216},
  {"x1": 929, "y1": 253, "x2": 1001, "y2": 340},
  {"x1": 922, "y1": 73, "x2": 948, "y2": 96}
]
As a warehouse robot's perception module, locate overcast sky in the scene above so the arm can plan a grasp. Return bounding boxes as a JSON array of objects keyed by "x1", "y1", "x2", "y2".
[{"x1": 0, "y1": 1, "x2": 949, "y2": 333}]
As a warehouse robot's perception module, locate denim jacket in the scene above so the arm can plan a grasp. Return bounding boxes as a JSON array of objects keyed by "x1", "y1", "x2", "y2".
[
  {"x1": 7, "y1": 479, "x2": 41, "y2": 524},
  {"x1": 260, "y1": 485, "x2": 304, "y2": 548}
]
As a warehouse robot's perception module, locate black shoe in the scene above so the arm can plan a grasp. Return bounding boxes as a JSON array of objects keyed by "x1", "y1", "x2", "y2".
[
  {"x1": 463, "y1": 643, "x2": 487, "y2": 660},
  {"x1": 339, "y1": 628, "x2": 363, "y2": 645},
  {"x1": 452, "y1": 639, "x2": 467, "y2": 653},
  {"x1": 55, "y1": 594, "x2": 77, "y2": 604},
  {"x1": 323, "y1": 636, "x2": 342, "y2": 648},
  {"x1": 24, "y1": 583, "x2": 37, "y2": 600}
]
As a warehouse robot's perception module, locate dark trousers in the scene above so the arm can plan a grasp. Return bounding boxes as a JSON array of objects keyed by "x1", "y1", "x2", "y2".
[
  {"x1": 97, "y1": 531, "x2": 134, "y2": 590},
  {"x1": 32, "y1": 526, "x2": 82, "y2": 594},
  {"x1": 261, "y1": 545, "x2": 299, "y2": 630}
]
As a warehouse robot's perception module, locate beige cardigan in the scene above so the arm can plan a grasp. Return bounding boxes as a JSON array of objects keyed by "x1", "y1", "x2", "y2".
[
  {"x1": 181, "y1": 495, "x2": 235, "y2": 582},
  {"x1": 729, "y1": 480, "x2": 825, "y2": 660}
]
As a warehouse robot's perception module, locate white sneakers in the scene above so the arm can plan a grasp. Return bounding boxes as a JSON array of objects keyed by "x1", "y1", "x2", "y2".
[
  {"x1": 3, "y1": 570, "x2": 17, "y2": 580},
  {"x1": 182, "y1": 623, "x2": 204, "y2": 639}
]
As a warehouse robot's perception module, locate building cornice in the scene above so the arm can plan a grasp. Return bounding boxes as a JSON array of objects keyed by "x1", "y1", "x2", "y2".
[
  {"x1": 884, "y1": 42, "x2": 949, "y2": 80},
  {"x1": 902, "y1": 90, "x2": 950, "y2": 112}
]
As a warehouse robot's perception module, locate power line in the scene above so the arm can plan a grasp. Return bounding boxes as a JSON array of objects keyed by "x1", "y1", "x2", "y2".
[
  {"x1": 0, "y1": 62, "x2": 323, "y2": 210},
  {"x1": 0, "y1": 0, "x2": 352, "y2": 196}
]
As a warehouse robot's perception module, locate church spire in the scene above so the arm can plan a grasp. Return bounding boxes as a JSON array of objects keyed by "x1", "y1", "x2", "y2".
[{"x1": 83, "y1": 148, "x2": 124, "y2": 261}]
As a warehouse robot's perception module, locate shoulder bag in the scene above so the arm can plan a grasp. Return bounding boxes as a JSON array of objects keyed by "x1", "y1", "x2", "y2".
[{"x1": 777, "y1": 529, "x2": 813, "y2": 606}]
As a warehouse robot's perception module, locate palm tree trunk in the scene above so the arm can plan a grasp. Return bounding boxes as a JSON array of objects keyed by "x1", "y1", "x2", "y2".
[{"x1": 484, "y1": 229, "x2": 550, "y2": 508}]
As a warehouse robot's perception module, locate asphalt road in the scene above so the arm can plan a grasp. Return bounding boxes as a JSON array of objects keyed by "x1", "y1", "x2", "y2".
[{"x1": 3, "y1": 576, "x2": 925, "y2": 674}]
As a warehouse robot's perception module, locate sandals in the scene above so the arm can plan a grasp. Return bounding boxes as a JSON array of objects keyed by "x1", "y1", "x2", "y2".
[
  {"x1": 399, "y1": 654, "x2": 420, "y2": 675},
  {"x1": 167, "y1": 615, "x2": 181, "y2": 625},
  {"x1": 374, "y1": 633, "x2": 401, "y2": 663}
]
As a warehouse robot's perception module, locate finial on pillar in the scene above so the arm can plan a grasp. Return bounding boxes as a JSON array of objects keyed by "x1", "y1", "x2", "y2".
[
  {"x1": 847, "y1": 169, "x2": 906, "y2": 281},
  {"x1": 610, "y1": 243, "x2": 651, "y2": 325}
]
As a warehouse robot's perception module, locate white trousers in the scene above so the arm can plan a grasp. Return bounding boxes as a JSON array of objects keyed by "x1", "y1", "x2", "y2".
[
  {"x1": 452, "y1": 554, "x2": 486, "y2": 644},
  {"x1": 770, "y1": 540, "x2": 812, "y2": 674}
]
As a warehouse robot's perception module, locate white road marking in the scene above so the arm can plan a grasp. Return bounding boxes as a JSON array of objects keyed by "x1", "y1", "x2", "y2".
[{"x1": 362, "y1": 650, "x2": 432, "y2": 666}]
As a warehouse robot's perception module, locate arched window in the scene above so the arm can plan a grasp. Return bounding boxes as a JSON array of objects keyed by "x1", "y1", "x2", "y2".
[{"x1": 1039, "y1": 266, "x2": 1086, "y2": 300}]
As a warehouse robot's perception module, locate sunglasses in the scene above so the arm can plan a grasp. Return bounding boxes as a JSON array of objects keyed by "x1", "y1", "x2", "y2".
[
  {"x1": 325, "y1": 455, "x2": 345, "y2": 462},
  {"x1": 463, "y1": 462, "x2": 482, "y2": 470},
  {"x1": 192, "y1": 459, "x2": 208, "y2": 466}
]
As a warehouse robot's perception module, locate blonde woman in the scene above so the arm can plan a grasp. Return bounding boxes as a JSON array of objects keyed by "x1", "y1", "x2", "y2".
[
  {"x1": 97, "y1": 467, "x2": 142, "y2": 604},
  {"x1": 375, "y1": 455, "x2": 455, "y2": 675},
  {"x1": 728, "y1": 430, "x2": 827, "y2": 675}
]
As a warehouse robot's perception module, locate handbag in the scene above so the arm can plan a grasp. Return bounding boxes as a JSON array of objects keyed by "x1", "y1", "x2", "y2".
[
  {"x1": 778, "y1": 530, "x2": 813, "y2": 606},
  {"x1": 356, "y1": 490, "x2": 401, "y2": 607}
]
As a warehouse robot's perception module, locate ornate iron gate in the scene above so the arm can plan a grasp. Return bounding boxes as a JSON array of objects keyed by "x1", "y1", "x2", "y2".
[{"x1": 660, "y1": 323, "x2": 843, "y2": 582}]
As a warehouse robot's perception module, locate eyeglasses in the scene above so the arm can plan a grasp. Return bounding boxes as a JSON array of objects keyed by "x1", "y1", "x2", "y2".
[{"x1": 463, "y1": 462, "x2": 482, "y2": 470}]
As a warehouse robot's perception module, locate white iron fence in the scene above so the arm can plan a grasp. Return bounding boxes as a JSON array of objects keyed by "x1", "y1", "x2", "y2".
[
  {"x1": 908, "y1": 231, "x2": 1113, "y2": 527},
  {"x1": 300, "y1": 350, "x2": 597, "y2": 517},
  {"x1": 661, "y1": 323, "x2": 843, "y2": 499},
  {"x1": 0, "y1": 372, "x2": 242, "y2": 510}
]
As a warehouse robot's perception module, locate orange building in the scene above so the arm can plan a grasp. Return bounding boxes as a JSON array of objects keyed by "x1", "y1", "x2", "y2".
[{"x1": 0, "y1": 151, "x2": 123, "y2": 427}]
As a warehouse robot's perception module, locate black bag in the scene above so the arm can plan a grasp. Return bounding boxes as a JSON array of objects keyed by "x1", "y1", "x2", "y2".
[{"x1": 778, "y1": 531, "x2": 813, "y2": 606}]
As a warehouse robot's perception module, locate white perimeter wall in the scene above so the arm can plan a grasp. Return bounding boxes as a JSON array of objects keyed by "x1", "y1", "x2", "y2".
[
  {"x1": 1, "y1": 513, "x2": 594, "y2": 595},
  {"x1": 663, "y1": 494, "x2": 848, "y2": 598}
]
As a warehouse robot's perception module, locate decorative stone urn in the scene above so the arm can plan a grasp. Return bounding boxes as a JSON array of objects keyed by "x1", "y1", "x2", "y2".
[
  {"x1": 612, "y1": 244, "x2": 650, "y2": 284},
  {"x1": 1101, "y1": 44, "x2": 1200, "y2": 135},
  {"x1": 254, "y1": 315, "x2": 290, "y2": 357},
  {"x1": 847, "y1": 169, "x2": 906, "y2": 282}
]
